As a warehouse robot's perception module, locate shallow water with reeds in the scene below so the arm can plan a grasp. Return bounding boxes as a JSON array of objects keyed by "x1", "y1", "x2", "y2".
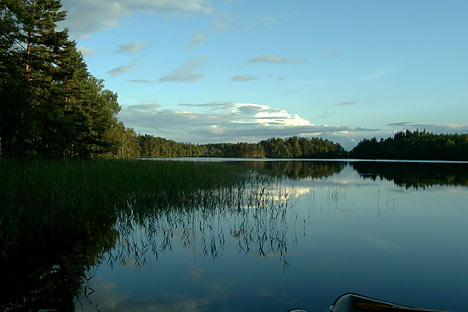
[{"x1": 1, "y1": 160, "x2": 468, "y2": 311}]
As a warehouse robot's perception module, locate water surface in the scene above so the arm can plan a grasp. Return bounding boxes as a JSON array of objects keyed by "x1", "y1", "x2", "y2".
[
  {"x1": 77, "y1": 160, "x2": 468, "y2": 311},
  {"x1": 2, "y1": 160, "x2": 467, "y2": 311}
]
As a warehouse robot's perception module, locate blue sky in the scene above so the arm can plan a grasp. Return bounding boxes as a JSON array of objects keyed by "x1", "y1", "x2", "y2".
[{"x1": 59, "y1": 0, "x2": 468, "y2": 149}]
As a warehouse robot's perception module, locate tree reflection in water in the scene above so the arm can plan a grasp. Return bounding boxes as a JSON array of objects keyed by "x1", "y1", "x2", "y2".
[{"x1": 352, "y1": 161, "x2": 468, "y2": 189}]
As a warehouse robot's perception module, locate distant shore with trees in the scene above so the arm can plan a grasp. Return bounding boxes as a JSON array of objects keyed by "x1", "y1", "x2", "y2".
[
  {"x1": 349, "y1": 130, "x2": 468, "y2": 161},
  {"x1": 1, "y1": 1, "x2": 467, "y2": 161},
  {"x1": 132, "y1": 131, "x2": 468, "y2": 161}
]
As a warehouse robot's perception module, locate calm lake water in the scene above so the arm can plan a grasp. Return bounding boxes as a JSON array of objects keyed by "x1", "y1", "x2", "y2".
[{"x1": 69, "y1": 160, "x2": 468, "y2": 312}]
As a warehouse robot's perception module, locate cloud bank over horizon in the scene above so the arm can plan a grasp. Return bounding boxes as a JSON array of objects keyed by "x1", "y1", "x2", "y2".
[
  {"x1": 118, "y1": 102, "x2": 387, "y2": 149},
  {"x1": 117, "y1": 101, "x2": 468, "y2": 150}
]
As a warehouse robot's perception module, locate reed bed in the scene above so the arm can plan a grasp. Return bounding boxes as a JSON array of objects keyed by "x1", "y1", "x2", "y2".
[
  {"x1": 0, "y1": 159, "x2": 254, "y2": 310},
  {"x1": 0, "y1": 159, "x2": 251, "y2": 241}
]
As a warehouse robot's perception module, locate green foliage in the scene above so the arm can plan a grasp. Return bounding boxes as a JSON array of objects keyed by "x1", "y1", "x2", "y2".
[
  {"x1": 138, "y1": 134, "x2": 203, "y2": 158},
  {"x1": 260, "y1": 136, "x2": 347, "y2": 158},
  {"x1": 0, "y1": 0, "x2": 123, "y2": 158},
  {"x1": 203, "y1": 142, "x2": 265, "y2": 158},
  {"x1": 351, "y1": 130, "x2": 468, "y2": 161},
  {"x1": 135, "y1": 135, "x2": 347, "y2": 159}
]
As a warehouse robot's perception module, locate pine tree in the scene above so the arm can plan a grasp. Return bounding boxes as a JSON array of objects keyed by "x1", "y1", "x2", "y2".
[
  {"x1": 0, "y1": 0, "x2": 68, "y2": 157},
  {"x1": 1, "y1": 0, "x2": 123, "y2": 158}
]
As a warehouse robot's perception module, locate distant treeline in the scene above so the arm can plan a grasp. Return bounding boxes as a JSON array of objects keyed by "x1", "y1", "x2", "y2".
[
  {"x1": 350, "y1": 130, "x2": 468, "y2": 161},
  {"x1": 130, "y1": 131, "x2": 468, "y2": 160},
  {"x1": 136, "y1": 135, "x2": 347, "y2": 159}
]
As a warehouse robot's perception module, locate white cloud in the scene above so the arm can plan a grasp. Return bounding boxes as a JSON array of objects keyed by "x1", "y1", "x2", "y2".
[
  {"x1": 387, "y1": 121, "x2": 412, "y2": 127},
  {"x1": 76, "y1": 46, "x2": 95, "y2": 57},
  {"x1": 231, "y1": 75, "x2": 258, "y2": 81},
  {"x1": 433, "y1": 123, "x2": 468, "y2": 132},
  {"x1": 118, "y1": 102, "x2": 374, "y2": 149},
  {"x1": 115, "y1": 42, "x2": 146, "y2": 54},
  {"x1": 191, "y1": 33, "x2": 206, "y2": 48},
  {"x1": 179, "y1": 102, "x2": 235, "y2": 110},
  {"x1": 362, "y1": 67, "x2": 394, "y2": 81},
  {"x1": 60, "y1": 0, "x2": 212, "y2": 39},
  {"x1": 159, "y1": 58, "x2": 205, "y2": 83},
  {"x1": 107, "y1": 65, "x2": 134, "y2": 77},
  {"x1": 249, "y1": 55, "x2": 305, "y2": 64},
  {"x1": 388, "y1": 122, "x2": 468, "y2": 134},
  {"x1": 128, "y1": 104, "x2": 160, "y2": 111}
]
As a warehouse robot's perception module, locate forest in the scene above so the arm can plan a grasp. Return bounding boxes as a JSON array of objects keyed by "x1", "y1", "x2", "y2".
[
  {"x1": 138, "y1": 135, "x2": 347, "y2": 159},
  {"x1": 350, "y1": 130, "x2": 468, "y2": 161},
  {"x1": 1, "y1": 1, "x2": 467, "y2": 161}
]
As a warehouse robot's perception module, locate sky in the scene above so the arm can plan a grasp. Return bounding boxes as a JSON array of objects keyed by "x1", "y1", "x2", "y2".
[{"x1": 59, "y1": 0, "x2": 468, "y2": 149}]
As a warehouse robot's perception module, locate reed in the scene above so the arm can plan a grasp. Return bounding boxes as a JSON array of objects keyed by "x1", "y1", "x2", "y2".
[
  {"x1": 0, "y1": 159, "x2": 251, "y2": 238},
  {"x1": 0, "y1": 159, "x2": 256, "y2": 310}
]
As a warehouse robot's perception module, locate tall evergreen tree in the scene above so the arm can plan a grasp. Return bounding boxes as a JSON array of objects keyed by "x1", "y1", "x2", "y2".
[
  {"x1": 1, "y1": 0, "x2": 123, "y2": 158},
  {"x1": 1, "y1": 0, "x2": 68, "y2": 157}
]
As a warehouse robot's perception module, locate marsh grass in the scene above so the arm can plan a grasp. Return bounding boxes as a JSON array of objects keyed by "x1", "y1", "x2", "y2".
[
  {"x1": 1, "y1": 159, "x2": 313, "y2": 310},
  {"x1": 0, "y1": 159, "x2": 253, "y2": 311},
  {"x1": 0, "y1": 159, "x2": 252, "y2": 240}
]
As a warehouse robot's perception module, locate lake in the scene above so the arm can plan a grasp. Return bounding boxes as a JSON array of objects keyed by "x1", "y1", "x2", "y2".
[{"x1": 2, "y1": 160, "x2": 468, "y2": 311}]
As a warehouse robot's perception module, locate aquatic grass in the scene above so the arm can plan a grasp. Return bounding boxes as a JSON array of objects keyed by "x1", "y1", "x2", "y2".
[
  {"x1": 0, "y1": 159, "x2": 342, "y2": 310},
  {"x1": 0, "y1": 159, "x2": 256, "y2": 311},
  {"x1": 0, "y1": 159, "x2": 251, "y2": 244},
  {"x1": 107, "y1": 171, "x2": 294, "y2": 269}
]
